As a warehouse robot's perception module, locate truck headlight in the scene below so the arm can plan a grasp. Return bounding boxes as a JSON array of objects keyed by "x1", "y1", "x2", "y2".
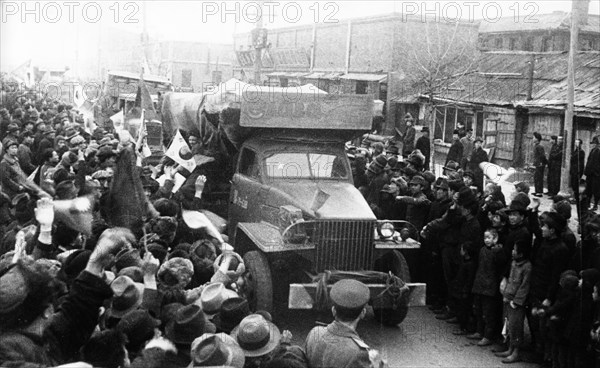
[{"x1": 378, "y1": 222, "x2": 395, "y2": 239}]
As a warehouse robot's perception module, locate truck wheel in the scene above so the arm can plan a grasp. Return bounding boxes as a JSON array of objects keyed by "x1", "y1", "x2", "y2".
[
  {"x1": 242, "y1": 251, "x2": 273, "y2": 314},
  {"x1": 372, "y1": 250, "x2": 411, "y2": 326},
  {"x1": 374, "y1": 250, "x2": 411, "y2": 282}
]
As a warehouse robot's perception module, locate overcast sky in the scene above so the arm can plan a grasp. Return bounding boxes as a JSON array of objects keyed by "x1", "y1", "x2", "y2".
[{"x1": 2, "y1": 0, "x2": 599, "y2": 70}]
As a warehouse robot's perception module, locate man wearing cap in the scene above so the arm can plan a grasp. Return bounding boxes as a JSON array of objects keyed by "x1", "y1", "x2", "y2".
[
  {"x1": 402, "y1": 113, "x2": 416, "y2": 158},
  {"x1": 17, "y1": 131, "x2": 36, "y2": 175},
  {"x1": 35, "y1": 127, "x2": 56, "y2": 166},
  {"x1": 547, "y1": 135, "x2": 562, "y2": 197},
  {"x1": 532, "y1": 132, "x2": 547, "y2": 197},
  {"x1": 468, "y1": 137, "x2": 489, "y2": 192},
  {"x1": 305, "y1": 279, "x2": 373, "y2": 368},
  {"x1": 459, "y1": 128, "x2": 474, "y2": 170},
  {"x1": 0, "y1": 138, "x2": 26, "y2": 199},
  {"x1": 445, "y1": 130, "x2": 463, "y2": 167},
  {"x1": 396, "y1": 175, "x2": 431, "y2": 231},
  {"x1": 415, "y1": 126, "x2": 431, "y2": 170},
  {"x1": 585, "y1": 136, "x2": 600, "y2": 211},
  {"x1": 365, "y1": 155, "x2": 389, "y2": 208}
]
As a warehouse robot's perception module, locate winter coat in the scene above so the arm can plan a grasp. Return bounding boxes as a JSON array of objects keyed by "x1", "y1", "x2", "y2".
[
  {"x1": 305, "y1": 320, "x2": 371, "y2": 368},
  {"x1": 585, "y1": 147, "x2": 600, "y2": 177},
  {"x1": 427, "y1": 197, "x2": 452, "y2": 223},
  {"x1": 450, "y1": 257, "x2": 477, "y2": 298},
  {"x1": 460, "y1": 136, "x2": 474, "y2": 163},
  {"x1": 529, "y1": 237, "x2": 569, "y2": 305},
  {"x1": 415, "y1": 136, "x2": 430, "y2": 168},
  {"x1": 17, "y1": 144, "x2": 35, "y2": 176},
  {"x1": 472, "y1": 245, "x2": 507, "y2": 296},
  {"x1": 548, "y1": 143, "x2": 562, "y2": 169},
  {"x1": 396, "y1": 192, "x2": 431, "y2": 231},
  {"x1": 501, "y1": 259, "x2": 531, "y2": 306},
  {"x1": 0, "y1": 155, "x2": 25, "y2": 198},
  {"x1": 403, "y1": 126, "x2": 416, "y2": 154},
  {"x1": 446, "y1": 139, "x2": 463, "y2": 165},
  {"x1": 533, "y1": 143, "x2": 547, "y2": 168},
  {"x1": 570, "y1": 147, "x2": 585, "y2": 179}
]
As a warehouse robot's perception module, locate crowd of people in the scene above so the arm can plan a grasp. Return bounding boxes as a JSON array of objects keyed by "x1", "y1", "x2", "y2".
[
  {"x1": 0, "y1": 96, "x2": 355, "y2": 368},
  {"x1": 349, "y1": 113, "x2": 600, "y2": 367},
  {"x1": 0, "y1": 94, "x2": 600, "y2": 368}
]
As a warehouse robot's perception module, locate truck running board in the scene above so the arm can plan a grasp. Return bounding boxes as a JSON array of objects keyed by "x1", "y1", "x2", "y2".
[{"x1": 288, "y1": 282, "x2": 426, "y2": 309}]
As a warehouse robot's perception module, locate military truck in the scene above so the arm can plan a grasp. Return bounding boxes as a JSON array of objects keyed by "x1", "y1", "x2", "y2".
[{"x1": 227, "y1": 90, "x2": 425, "y2": 325}]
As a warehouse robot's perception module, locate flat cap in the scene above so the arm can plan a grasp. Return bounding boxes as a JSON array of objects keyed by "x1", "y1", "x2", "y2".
[{"x1": 330, "y1": 279, "x2": 370, "y2": 309}]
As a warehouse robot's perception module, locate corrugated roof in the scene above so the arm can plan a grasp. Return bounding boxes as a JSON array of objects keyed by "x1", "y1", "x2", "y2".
[
  {"x1": 392, "y1": 51, "x2": 600, "y2": 112},
  {"x1": 480, "y1": 12, "x2": 600, "y2": 34},
  {"x1": 519, "y1": 52, "x2": 600, "y2": 115}
]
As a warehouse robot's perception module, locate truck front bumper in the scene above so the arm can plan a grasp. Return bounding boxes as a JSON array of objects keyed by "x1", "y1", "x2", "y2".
[{"x1": 288, "y1": 282, "x2": 426, "y2": 309}]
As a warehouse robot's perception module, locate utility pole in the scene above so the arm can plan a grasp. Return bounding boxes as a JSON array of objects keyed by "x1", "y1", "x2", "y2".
[
  {"x1": 253, "y1": 0, "x2": 265, "y2": 85},
  {"x1": 559, "y1": 0, "x2": 589, "y2": 197}
]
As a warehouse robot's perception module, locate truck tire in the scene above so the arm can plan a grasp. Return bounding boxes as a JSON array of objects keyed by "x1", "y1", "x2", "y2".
[
  {"x1": 373, "y1": 250, "x2": 411, "y2": 326},
  {"x1": 242, "y1": 251, "x2": 273, "y2": 314},
  {"x1": 374, "y1": 250, "x2": 411, "y2": 282}
]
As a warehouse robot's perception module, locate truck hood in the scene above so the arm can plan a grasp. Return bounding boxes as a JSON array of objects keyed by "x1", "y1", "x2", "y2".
[{"x1": 267, "y1": 180, "x2": 376, "y2": 220}]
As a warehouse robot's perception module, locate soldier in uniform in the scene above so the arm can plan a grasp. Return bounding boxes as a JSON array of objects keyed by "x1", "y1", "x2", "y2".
[{"x1": 305, "y1": 279, "x2": 376, "y2": 368}]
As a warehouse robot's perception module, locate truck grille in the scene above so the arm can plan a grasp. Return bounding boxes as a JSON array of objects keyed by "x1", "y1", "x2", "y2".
[{"x1": 312, "y1": 220, "x2": 375, "y2": 272}]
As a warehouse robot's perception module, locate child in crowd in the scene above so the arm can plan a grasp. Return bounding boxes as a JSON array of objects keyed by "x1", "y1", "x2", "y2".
[
  {"x1": 468, "y1": 228, "x2": 507, "y2": 346},
  {"x1": 497, "y1": 240, "x2": 531, "y2": 364}
]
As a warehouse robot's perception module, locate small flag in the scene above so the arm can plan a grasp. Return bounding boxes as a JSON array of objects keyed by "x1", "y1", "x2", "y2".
[
  {"x1": 310, "y1": 188, "x2": 330, "y2": 213},
  {"x1": 165, "y1": 130, "x2": 197, "y2": 172},
  {"x1": 110, "y1": 110, "x2": 125, "y2": 133}
]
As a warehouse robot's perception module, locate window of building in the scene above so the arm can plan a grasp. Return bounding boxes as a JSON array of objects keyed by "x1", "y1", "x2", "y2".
[
  {"x1": 181, "y1": 69, "x2": 192, "y2": 88},
  {"x1": 494, "y1": 38, "x2": 503, "y2": 48},
  {"x1": 280, "y1": 78, "x2": 289, "y2": 87},
  {"x1": 212, "y1": 70, "x2": 222, "y2": 84},
  {"x1": 434, "y1": 106, "x2": 479, "y2": 144},
  {"x1": 239, "y1": 148, "x2": 260, "y2": 179},
  {"x1": 509, "y1": 38, "x2": 517, "y2": 50},
  {"x1": 355, "y1": 81, "x2": 368, "y2": 94},
  {"x1": 523, "y1": 36, "x2": 534, "y2": 51},
  {"x1": 541, "y1": 36, "x2": 552, "y2": 52}
]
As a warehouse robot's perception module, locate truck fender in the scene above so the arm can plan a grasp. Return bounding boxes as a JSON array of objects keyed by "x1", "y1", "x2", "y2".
[{"x1": 235, "y1": 222, "x2": 285, "y2": 253}]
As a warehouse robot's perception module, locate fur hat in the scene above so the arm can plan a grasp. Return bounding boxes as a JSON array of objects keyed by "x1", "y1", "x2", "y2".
[
  {"x1": 157, "y1": 257, "x2": 194, "y2": 288},
  {"x1": 541, "y1": 211, "x2": 567, "y2": 232},
  {"x1": 552, "y1": 200, "x2": 572, "y2": 220}
]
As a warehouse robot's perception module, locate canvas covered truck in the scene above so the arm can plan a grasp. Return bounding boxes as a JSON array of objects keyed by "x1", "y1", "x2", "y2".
[{"x1": 226, "y1": 89, "x2": 426, "y2": 326}]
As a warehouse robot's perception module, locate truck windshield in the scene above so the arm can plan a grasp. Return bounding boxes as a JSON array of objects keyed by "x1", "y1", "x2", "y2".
[{"x1": 265, "y1": 152, "x2": 348, "y2": 179}]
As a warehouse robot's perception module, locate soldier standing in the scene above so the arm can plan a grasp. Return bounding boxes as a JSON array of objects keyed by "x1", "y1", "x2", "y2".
[{"x1": 305, "y1": 279, "x2": 376, "y2": 368}]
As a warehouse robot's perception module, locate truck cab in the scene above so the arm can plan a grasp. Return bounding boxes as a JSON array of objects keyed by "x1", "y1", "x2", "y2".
[{"x1": 228, "y1": 91, "x2": 425, "y2": 325}]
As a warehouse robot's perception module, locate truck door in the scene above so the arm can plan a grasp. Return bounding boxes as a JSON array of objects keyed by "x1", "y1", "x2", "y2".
[{"x1": 229, "y1": 147, "x2": 266, "y2": 231}]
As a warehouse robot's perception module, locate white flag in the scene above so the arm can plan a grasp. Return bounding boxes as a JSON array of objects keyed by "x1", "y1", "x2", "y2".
[
  {"x1": 165, "y1": 130, "x2": 196, "y2": 172},
  {"x1": 110, "y1": 110, "x2": 124, "y2": 133}
]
